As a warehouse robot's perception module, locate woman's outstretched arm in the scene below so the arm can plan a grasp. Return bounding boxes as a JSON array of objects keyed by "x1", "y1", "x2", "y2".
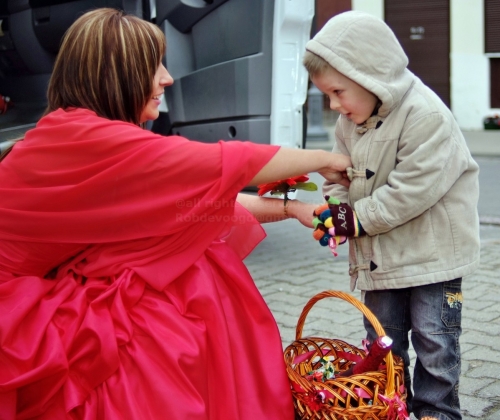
[
  {"x1": 248, "y1": 148, "x2": 351, "y2": 188},
  {"x1": 236, "y1": 194, "x2": 317, "y2": 228}
]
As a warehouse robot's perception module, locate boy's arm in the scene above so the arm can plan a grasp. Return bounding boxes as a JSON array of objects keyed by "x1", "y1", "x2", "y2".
[
  {"x1": 323, "y1": 122, "x2": 350, "y2": 202},
  {"x1": 354, "y1": 113, "x2": 476, "y2": 236}
]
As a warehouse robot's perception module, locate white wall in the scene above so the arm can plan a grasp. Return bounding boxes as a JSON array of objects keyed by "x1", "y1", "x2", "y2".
[
  {"x1": 451, "y1": 0, "x2": 493, "y2": 130},
  {"x1": 352, "y1": 0, "x2": 494, "y2": 130},
  {"x1": 352, "y1": 0, "x2": 383, "y2": 19}
]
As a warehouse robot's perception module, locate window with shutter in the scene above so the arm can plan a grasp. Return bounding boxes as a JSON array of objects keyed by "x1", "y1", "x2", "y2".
[
  {"x1": 385, "y1": 0, "x2": 450, "y2": 107},
  {"x1": 314, "y1": 0, "x2": 352, "y2": 34},
  {"x1": 485, "y1": 1, "x2": 500, "y2": 107},
  {"x1": 490, "y1": 58, "x2": 500, "y2": 108},
  {"x1": 485, "y1": 0, "x2": 500, "y2": 53}
]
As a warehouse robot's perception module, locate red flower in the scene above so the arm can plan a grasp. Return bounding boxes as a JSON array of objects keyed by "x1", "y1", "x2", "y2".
[{"x1": 257, "y1": 175, "x2": 311, "y2": 196}]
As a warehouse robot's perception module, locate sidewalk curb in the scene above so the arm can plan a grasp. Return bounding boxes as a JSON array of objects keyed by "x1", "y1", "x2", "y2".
[{"x1": 479, "y1": 216, "x2": 500, "y2": 226}]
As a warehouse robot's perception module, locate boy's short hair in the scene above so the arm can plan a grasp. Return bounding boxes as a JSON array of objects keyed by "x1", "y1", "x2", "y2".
[{"x1": 303, "y1": 50, "x2": 333, "y2": 77}]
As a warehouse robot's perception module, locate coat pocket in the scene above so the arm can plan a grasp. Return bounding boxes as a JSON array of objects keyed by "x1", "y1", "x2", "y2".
[{"x1": 377, "y1": 209, "x2": 438, "y2": 270}]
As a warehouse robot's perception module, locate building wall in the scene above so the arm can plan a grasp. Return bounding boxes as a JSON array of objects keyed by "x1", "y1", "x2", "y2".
[
  {"x1": 451, "y1": 1, "x2": 490, "y2": 130},
  {"x1": 351, "y1": 0, "x2": 493, "y2": 130},
  {"x1": 352, "y1": 0, "x2": 383, "y2": 19}
]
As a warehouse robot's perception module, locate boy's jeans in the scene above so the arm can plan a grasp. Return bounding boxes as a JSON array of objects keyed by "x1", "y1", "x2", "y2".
[{"x1": 363, "y1": 279, "x2": 463, "y2": 420}]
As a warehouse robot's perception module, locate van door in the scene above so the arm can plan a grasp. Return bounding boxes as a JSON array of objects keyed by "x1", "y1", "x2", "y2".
[{"x1": 154, "y1": 0, "x2": 314, "y2": 148}]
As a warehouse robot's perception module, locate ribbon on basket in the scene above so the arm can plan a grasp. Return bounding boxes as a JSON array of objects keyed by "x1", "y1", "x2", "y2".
[
  {"x1": 292, "y1": 382, "x2": 334, "y2": 411},
  {"x1": 304, "y1": 389, "x2": 335, "y2": 411},
  {"x1": 291, "y1": 381, "x2": 335, "y2": 412},
  {"x1": 337, "y1": 387, "x2": 408, "y2": 420},
  {"x1": 378, "y1": 389, "x2": 409, "y2": 420},
  {"x1": 293, "y1": 349, "x2": 330, "y2": 365}
]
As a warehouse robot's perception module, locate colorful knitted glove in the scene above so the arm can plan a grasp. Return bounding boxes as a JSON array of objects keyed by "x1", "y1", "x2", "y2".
[{"x1": 312, "y1": 195, "x2": 365, "y2": 256}]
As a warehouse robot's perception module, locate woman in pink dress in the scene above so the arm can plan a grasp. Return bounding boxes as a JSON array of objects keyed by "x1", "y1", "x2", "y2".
[{"x1": 0, "y1": 8, "x2": 350, "y2": 419}]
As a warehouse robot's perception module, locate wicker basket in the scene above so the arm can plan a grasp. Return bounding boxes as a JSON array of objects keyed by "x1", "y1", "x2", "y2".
[{"x1": 284, "y1": 290, "x2": 407, "y2": 420}]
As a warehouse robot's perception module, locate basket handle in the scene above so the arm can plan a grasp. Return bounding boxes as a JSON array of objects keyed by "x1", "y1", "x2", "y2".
[{"x1": 295, "y1": 290, "x2": 396, "y2": 396}]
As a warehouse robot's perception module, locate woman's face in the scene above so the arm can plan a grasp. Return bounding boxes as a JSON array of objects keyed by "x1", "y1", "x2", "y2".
[{"x1": 139, "y1": 63, "x2": 174, "y2": 123}]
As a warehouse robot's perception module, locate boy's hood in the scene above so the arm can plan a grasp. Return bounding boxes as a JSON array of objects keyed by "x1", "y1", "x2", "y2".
[{"x1": 306, "y1": 11, "x2": 415, "y2": 117}]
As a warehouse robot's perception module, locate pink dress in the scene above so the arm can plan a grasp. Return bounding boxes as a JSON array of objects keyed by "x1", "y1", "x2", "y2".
[{"x1": 0, "y1": 108, "x2": 294, "y2": 420}]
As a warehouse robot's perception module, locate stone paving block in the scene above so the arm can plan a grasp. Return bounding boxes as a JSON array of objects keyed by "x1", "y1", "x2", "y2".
[
  {"x1": 461, "y1": 394, "x2": 495, "y2": 418},
  {"x1": 460, "y1": 340, "x2": 476, "y2": 353},
  {"x1": 297, "y1": 304, "x2": 341, "y2": 321},
  {"x1": 301, "y1": 318, "x2": 366, "y2": 342},
  {"x1": 277, "y1": 261, "x2": 317, "y2": 275},
  {"x1": 482, "y1": 407, "x2": 500, "y2": 420},
  {"x1": 257, "y1": 285, "x2": 283, "y2": 297},
  {"x1": 310, "y1": 273, "x2": 351, "y2": 287},
  {"x1": 478, "y1": 380, "x2": 500, "y2": 399},
  {"x1": 280, "y1": 331, "x2": 297, "y2": 347},
  {"x1": 464, "y1": 361, "x2": 500, "y2": 379},
  {"x1": 301, "y1": 295, "x2": 379, "y2": 325},
  {"x1": 255, "y1": 278, "x2": 275, "y2": 288},
  {"x1": 461, "y1": 358, "x2": 470, "y2": 373},
  {"x1": 462, "y1": 414, "x2": 481, "y2": 420},
  {"x1": 285, "y1": 266, "x2": 324, "y2": 278},
  {"x1": 463, "y1": 282, "x2": 497, "y2": 301},
  {"x1": 272, "y1": 312, "x2": 303, "y2": 330},
  {"x1": 269, "y1": 290, "x2": 311, "y2": 306},
  {"x1": 461, "y1": 330, "x2": 500, "y2": 347},
  {"x1": 461, "y1": 318, "x2": 500, "y2": 336},
  {"x1": 463, "y1": 297, "x2": 495, "y2": 311},
  {"x1": 254, "y1": 265, "x2": 289, "y2": 279},
  {"x1": 463, "y1": 347, "x2": 500, "y2": 364},
  {"x1": 259, "y1": 290, "x2": 284, "y2": 303},
  {"x1": 463, "y1": 308, "x2": 500, "y2": 323},
  {"x1": 282, "y1": 286, "x2": 320, "y2": 299},
  {"x1": 284, "y1": 271, "x2": 332, "y2": 285},
  {"x1": 459, "y1": 377, "x2": 496, "y2": 396},
  {"x1": 265, "y1": 299, "x2": 310, "y2": 316},
  {"x1": 291, "y1": 287, "x2": 325, "y2": 300},
  {"x1": 478, "y1": 295, "x2": 500, "y2": 306},
  {"x1": 301, "y1": 284, "x2": 351, "y2": 297},
  {"x1": 257, "y1": 276, "x2": 289, "y2": 287},
  {"x1": 470, "y1": 277, "x2": 500, "y2": 293}
]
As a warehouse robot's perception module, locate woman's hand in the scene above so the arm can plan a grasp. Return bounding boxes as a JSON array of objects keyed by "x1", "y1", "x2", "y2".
[
  {"x1": 287, "y1": 200, "x2": 318, "y2": 228},
  {"x1": 318, "y1": 153, "x2": 351, "y2": 188},
  {"x1": 237, "y1": 194, "x2": 318, "y2": 228}
]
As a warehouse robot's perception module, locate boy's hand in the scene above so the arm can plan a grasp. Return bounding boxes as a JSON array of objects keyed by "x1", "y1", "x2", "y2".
[
  {"x1": 324, "y1": 200, "x2": 364, "y2": 237},
  {"x1": 312, "y1": 195, "x2": 365, "y2": 256}
]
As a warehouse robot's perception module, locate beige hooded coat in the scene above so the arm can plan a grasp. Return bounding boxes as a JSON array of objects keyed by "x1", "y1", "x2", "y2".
[{"x1": 306, "y1": 11, "x2": 480, "y2": 291}]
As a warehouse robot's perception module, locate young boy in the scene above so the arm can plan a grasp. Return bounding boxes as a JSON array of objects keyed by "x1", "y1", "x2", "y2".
[{"x1": 304, "y1": 11, "x2": 480, "y2": 420}]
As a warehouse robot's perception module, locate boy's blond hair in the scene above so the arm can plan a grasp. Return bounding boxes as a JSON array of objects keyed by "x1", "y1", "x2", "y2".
[{"x1": 302, "y1": 50, "x2": 333, "y2": 77}]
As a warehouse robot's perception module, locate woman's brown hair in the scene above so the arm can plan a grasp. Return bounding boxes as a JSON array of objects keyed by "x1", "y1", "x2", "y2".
[{"x1": 46, "y1": 8, "x2": 166, "y2": 125}]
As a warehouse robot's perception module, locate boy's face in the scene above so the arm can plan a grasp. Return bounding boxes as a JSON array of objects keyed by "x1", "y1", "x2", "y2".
[{"x1": 312, "y1": 67, "x2": 379, "y2": 125}]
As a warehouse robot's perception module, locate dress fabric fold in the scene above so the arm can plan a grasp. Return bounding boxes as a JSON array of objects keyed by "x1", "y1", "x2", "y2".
[{"x1": 0, "y1": 108, "x2": 294, "y2": 419}]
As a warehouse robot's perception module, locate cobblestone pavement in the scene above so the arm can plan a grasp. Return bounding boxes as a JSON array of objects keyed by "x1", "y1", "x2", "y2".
[{"x1": 245, "y1": 185, "x2": 500, "y2": 420}]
